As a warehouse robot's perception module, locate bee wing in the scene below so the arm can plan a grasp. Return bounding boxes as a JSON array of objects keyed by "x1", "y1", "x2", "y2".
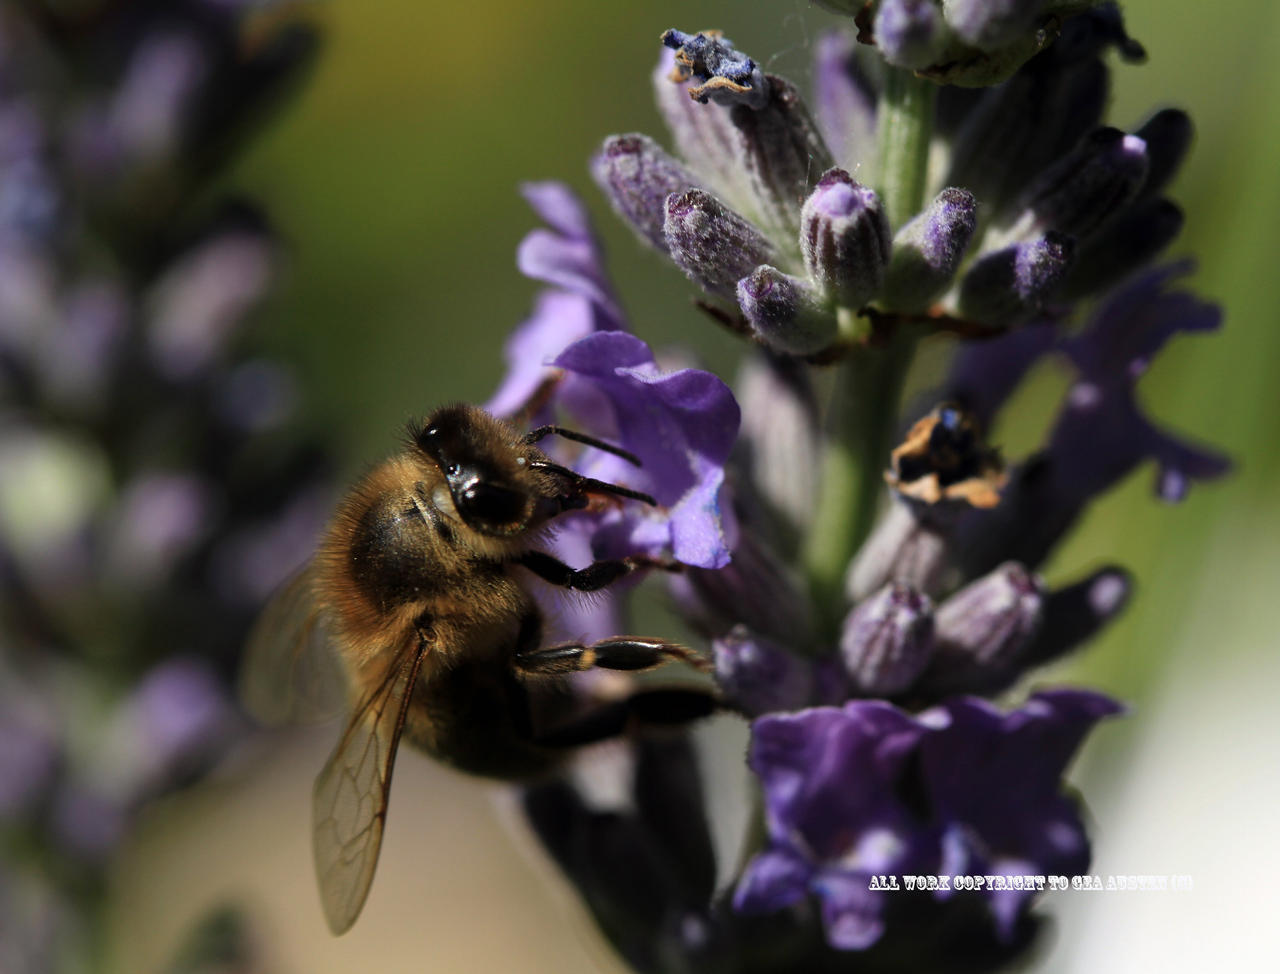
[
  {"x1": 311, "y1": 632, "x2": 429, "y2": 935},
  {"x1": 239, "y1": 567, "x2": 349, "y2": 725}
]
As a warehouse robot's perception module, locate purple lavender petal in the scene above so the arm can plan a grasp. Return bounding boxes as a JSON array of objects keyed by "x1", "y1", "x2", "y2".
[
  {"x1": 1065, "y1": 261, "x2": 1220, "y2": 381},
  {"x1": 943, "y1": 321, "x2": 1057, "y2": 429},
  {"x1": 516, "y1": 182, "x2": 623, "y2": 327},
  {"x1": 813, "y1": 873, "x2": 886, "y2": 950},
  {"x1": 917, "y1": 690, "x2": 1122, "y2": 879},
  {"x1": 733, "y1": 846, "x2": 811, "y2": 913},
  {"x1": 551, "y1": 332, "x2": 739, "y2": 569},
  {"x1": 484, "y1": 291, "x2": 598, "y2": 418}
]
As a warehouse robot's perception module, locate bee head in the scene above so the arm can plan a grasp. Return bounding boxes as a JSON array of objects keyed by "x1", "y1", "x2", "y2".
[{"x1": 413, "y1": 405, "x2": 538, "y2": 536}]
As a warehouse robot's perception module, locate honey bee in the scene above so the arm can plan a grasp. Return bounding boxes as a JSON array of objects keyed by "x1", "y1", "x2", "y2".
[{"x1": 241, "y1": 403, "x2": 713, "y2": 935}]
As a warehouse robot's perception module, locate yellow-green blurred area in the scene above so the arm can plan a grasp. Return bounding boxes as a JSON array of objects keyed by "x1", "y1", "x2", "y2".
[{"x1": 108, "y1": 1, "x2": 1280, "y2": 971}]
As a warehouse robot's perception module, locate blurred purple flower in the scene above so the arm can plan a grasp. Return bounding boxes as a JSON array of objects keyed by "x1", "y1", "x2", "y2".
[
  {"x1": 487, "y1": 182, "x2": 625, "y2": 417},
  {"x1": 736, "y1": 690, "x2": 1121, "y2": 949}
]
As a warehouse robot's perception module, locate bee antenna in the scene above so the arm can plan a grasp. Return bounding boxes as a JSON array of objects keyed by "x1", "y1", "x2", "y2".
[{"x1": 523, "y1": 426, "x2": 643, "y2": 468}]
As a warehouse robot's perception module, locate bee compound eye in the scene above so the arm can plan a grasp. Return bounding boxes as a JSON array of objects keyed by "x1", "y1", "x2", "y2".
[{"x1": 458, "y1": 481, "x2": 526, "y2": 529}]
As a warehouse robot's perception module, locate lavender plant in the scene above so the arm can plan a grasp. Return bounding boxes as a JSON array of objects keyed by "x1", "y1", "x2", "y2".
[
  {"x1": 464, "y1": 3, "x2": 1227, "y2": 971},
  {"x1": 0, "y1": 2, "x2": 324, "y2": 971}
]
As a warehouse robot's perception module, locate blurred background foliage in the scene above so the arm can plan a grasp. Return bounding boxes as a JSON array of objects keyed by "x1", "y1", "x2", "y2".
[{"x1": 96, "y1": 0, "x2": 1280, "y2": 971}]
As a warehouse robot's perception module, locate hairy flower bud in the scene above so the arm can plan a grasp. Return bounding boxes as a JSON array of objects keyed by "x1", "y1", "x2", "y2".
[
  {"x1": 1020, "y1": 127, "x2": 1149, "y2": 239},
  {"x1": 663, "y1": 189, "x2": 774, "y2": 298},
  {"x1": 715, "y1": 627, "x2": 816, "y2": 716},
  {"x1": 1134, "y1": 108, "x2": 1192, "y2": 198},
  {"x1": 847, "y1": 502, "x2": 954, "y2": 602},
  {"x1": 958, "y1": 231, "x2": 1074, "y2": 326},
  {"x1": 875, "y1": 0, "x2": 948, "y2": 70},
  {"x1": 840, "y1": 583, "x2": 935, "y2": 695},
  {"x1": 730, "y1": 75, "x2": 836, "y2": 243},
  {"x1": 946, "y1": 59, "x2": 1106, "y2": 217},
  {"x1": 882, "y1": 187, "x2": 978, "y2": 311},
  {"x1": 800, "y1": 169, "x2": 890, "y2": 309},
  {"x1": 736, "y1": 265, "x2": 836, "y2": 355},
  {"x1": 1057, "y1": 197, "x2": 1183, "y2": 300},
  {"x1": 592, "y1": 134, "x2": 701, "y2": 253},
  {"x1": 1024, "y1": 565, "x2": 1131, "y2": 669},
  {"x1": 922, "y1": 562, "x2": 1045, "y2": 693}
]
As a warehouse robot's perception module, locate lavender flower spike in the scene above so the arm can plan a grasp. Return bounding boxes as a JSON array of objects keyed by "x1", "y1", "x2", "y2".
[
  {"x1": 663, "y1": 189, "x2": 774, "y2": 299},
  {"x1": 661, "y1": 29, "x2": 769, "y2": 109},
  {"x1": 800, "y1": 169, "x2": 890, "y2": 310}
]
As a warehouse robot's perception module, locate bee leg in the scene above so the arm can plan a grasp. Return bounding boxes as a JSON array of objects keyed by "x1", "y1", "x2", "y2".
[
  {"x1": 517, "y1": 550, "x2": 681, "y2": 593},
  {"x1": 515, "y1": 636, "x2": 711, "y2": 676},
  {"x1": 534, "y1": 687, "x2": 719, "y2": 749}
]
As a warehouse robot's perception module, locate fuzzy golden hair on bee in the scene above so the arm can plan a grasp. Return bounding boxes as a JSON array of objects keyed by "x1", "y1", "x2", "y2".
[{"x1": 240, "y1": 401, "x2": 715, "y2": 936}]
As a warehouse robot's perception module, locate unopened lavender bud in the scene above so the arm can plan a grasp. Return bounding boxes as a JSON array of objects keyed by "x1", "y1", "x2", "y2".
[
  {"x1": 882, "y1": 187, "x2": 977, "y2": 311},
  {"x1": 800, "y1": 169, "x2": 890, "y2": 309},
  {"x1": 840, "y1": 583, "x2": 935, "y2": 696},
  {"x1": 1022, "y1": 127, "x2": 1149, "y2": 239},
  {"x1": 875, "y1": 0, "x2": 948, "y2": 70},
  {"x1": 664, "y1": 189, "x2": 774, "y2": 298},
  {"x1": 661, "y1": 29, "x2": 769, "y2": 109},
  {"x1": 1058, "y1": 197, "x2": 1183, "y2": 300},
  {"x1": 947, "y1": 59, "x2": 1106, "y2": 216},
  {"x1": 1024, "y1": 565, "x2": 1131, "y2": 669},
  {"x1": 943, "y1": 0, "x2": 1045, "y2": 51},
  {"x1": 923, "y1": 562, "x2": 1045, "y2": 693},
  {"x1": 958, "y1": 231, "x2": 1074, "y2": 326},
  {"x1": 847, "y1": 502, "x2": 954, "y2": 602},
  {"x1": 1134, "y1": 108, "x2": 1192, "y2": 198},
  {"x1": 736, "y1": 266, "x2": 836, "y2": 356},
  {"x1": 593, "y1": 134, "x2": 701, "y2": 253},
  {"x1": 715, "y1": 627, "x2": 816, "y2": 716},
  {"x1": 731, "y1": 76, "x2": 836, "y2": 242}
]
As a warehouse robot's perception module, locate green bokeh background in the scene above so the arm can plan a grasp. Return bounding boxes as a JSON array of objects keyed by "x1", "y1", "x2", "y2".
[{"x1": 108, "y1": 1, "x2": 1280, "y2": 971}]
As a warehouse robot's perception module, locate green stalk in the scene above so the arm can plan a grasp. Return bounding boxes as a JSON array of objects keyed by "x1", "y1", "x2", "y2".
[
  {"x1": 803, "y1": 68, "x2": 935, "y2": 639},
  {"x1": 876, "y1": 67, "x2": 936, "y2": 230}
]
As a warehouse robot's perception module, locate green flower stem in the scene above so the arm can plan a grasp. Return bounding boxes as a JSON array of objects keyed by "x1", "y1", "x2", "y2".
[
  {"x1": 804, "y1": 68, "x2": 935, "y2": 639},
  {"x1": 804, "y1": 335, "x2": 915, "y2": 635},
  {"x1": 876, "y1": 67, "x2": 936, "y2": 230}
]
